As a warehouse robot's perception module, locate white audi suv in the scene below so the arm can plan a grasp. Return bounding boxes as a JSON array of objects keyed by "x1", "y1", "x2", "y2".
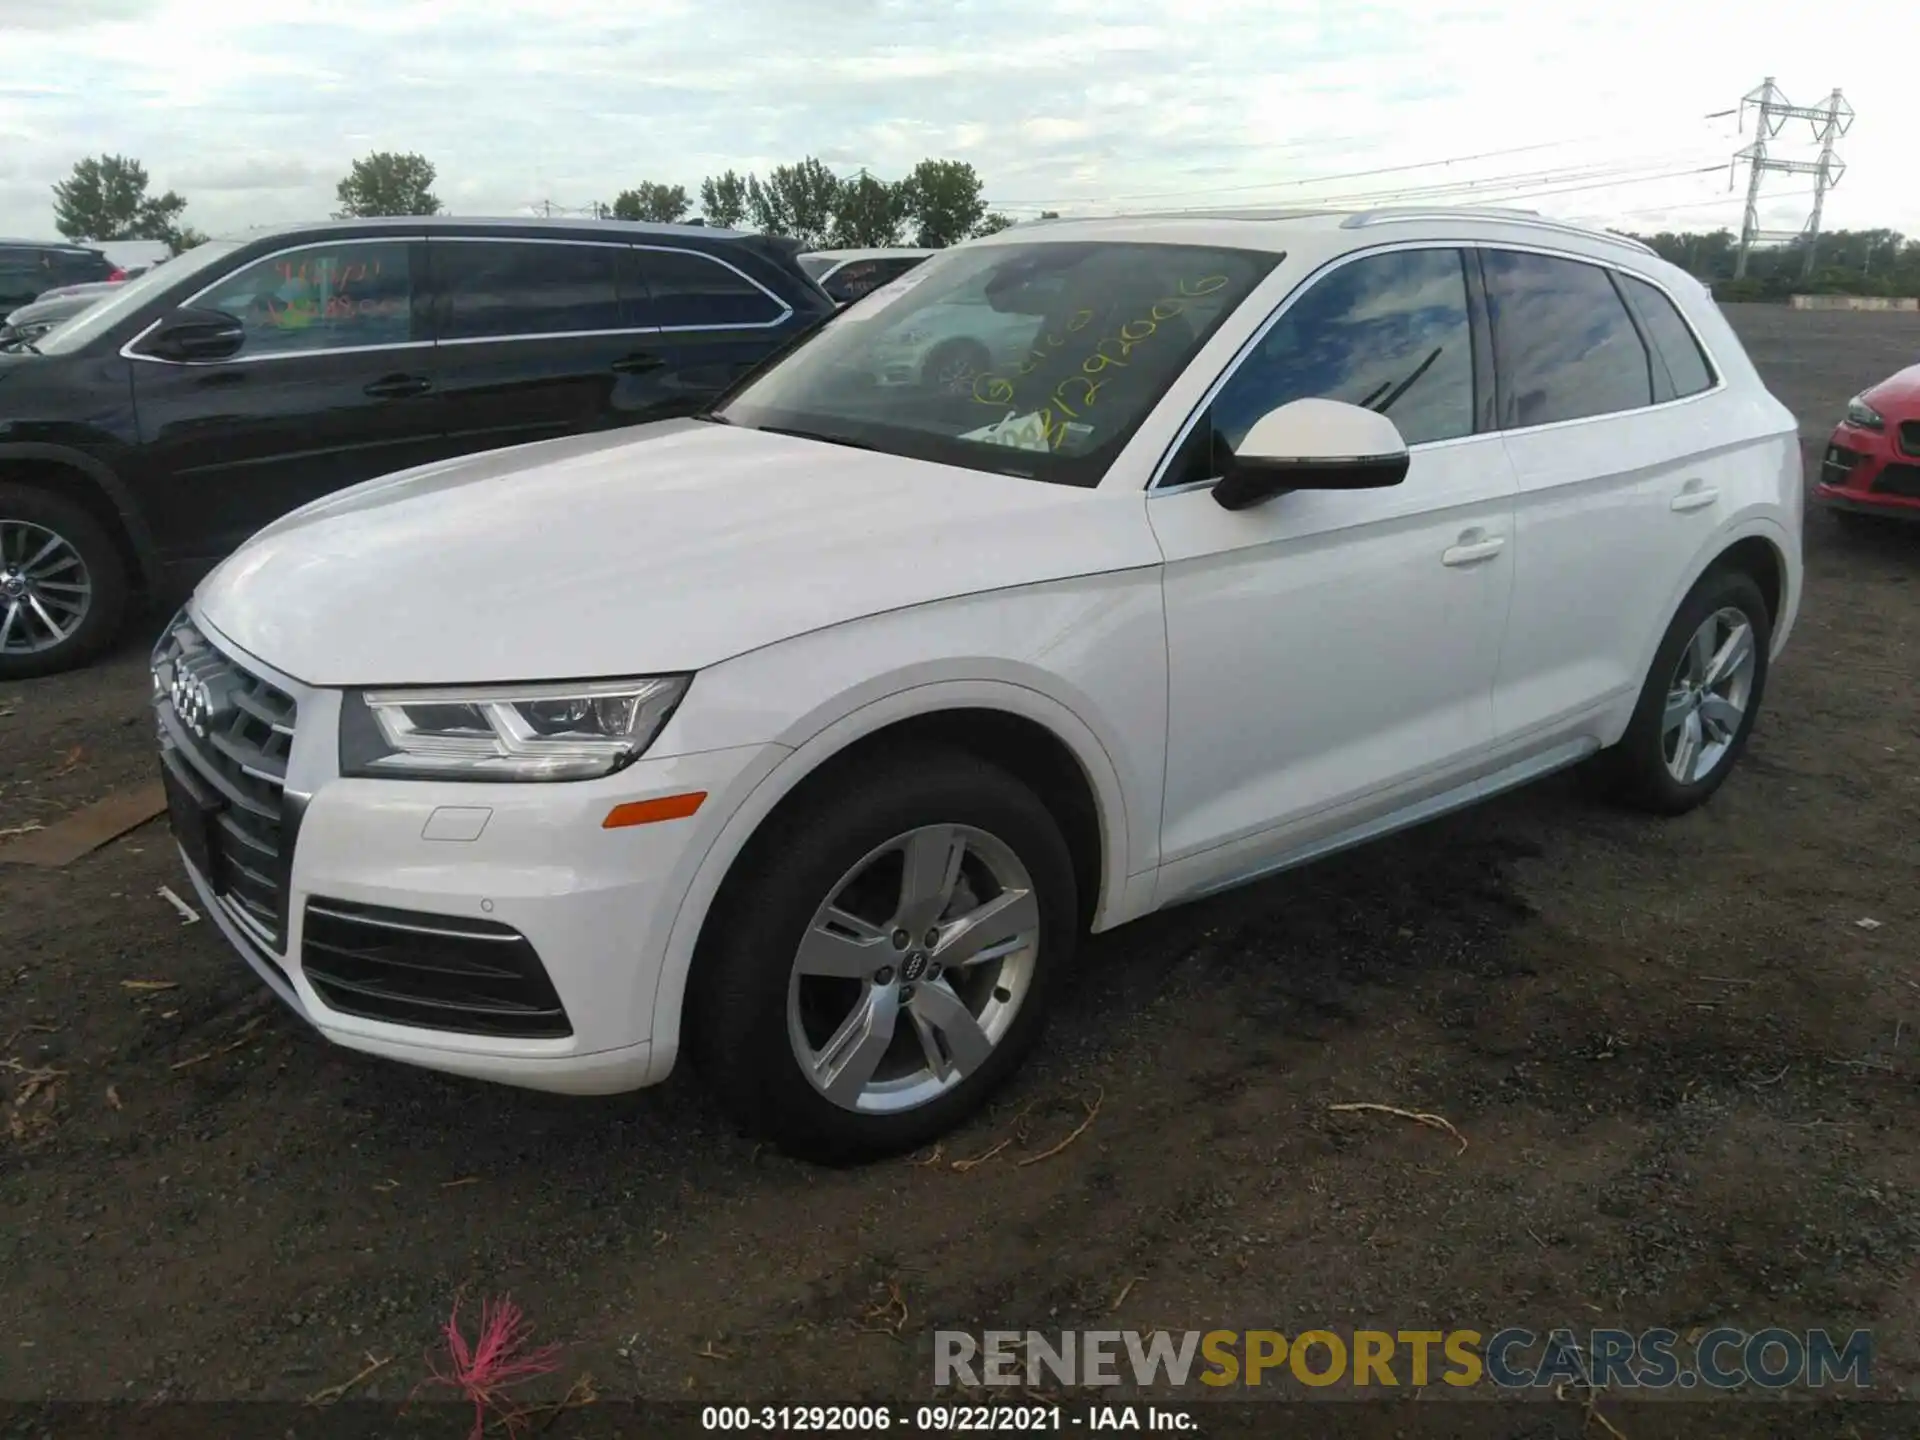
[{"x1": 153, "y1": 206, "x2": 1803, "y2": 1160}]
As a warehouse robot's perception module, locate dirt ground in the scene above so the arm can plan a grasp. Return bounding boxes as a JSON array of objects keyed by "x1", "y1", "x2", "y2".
[{"x1": 3, "y1": 303, "x2": 1918, "y2": 1433}]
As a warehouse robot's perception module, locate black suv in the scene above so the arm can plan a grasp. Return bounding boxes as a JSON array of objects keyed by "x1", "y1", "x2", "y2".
[
  {"x1": 0, "y1": 217, "x2": 836, "y2": 676},
  {"x1": 0, "y1": 239, "x2": 118, "y2": 313}
]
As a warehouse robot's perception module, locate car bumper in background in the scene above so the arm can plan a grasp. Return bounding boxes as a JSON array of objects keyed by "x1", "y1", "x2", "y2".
[{"x1": 1815, "y1": 421, "x2": 1920, "y2": 518}]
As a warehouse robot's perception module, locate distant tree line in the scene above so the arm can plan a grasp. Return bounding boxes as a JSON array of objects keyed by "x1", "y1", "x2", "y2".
[
  {"x1": 1621, "y1": 227, "x2": 1920, "y2": 301},
  {"x1": 48, "y1": 149, "x2": 1013, "y2": 255},
  {"x1": 50, "y1": 151, "x2": 1920, "y2": 290}
]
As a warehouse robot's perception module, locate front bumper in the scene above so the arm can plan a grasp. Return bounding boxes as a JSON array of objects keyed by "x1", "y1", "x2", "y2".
[
  {"x1": 1814, "y1": 421, "x2": 1920, "y2": 518},
  {"x1": 157, "y1": 611, "x2": 780, "y2": 1095}
]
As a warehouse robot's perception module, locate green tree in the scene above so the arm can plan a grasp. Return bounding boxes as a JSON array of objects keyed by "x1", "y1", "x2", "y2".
[
  {"x1": 334, "y1": 151, "x2": 442, "y2": 218},
  {"x1": 829, "y1": 172, "x2": 903, "y2": 248},
  {"x1": 699, "y1": 170, "x2": 752, "y2": 229},
  {"x1": 972, "y1": 212, "x2": 1015, "y2": 237},
  {"x1": 747, "y1": 158, "x2": 842, "y2": 248},
  {"x1": 611, "y1": 182, "x2": 690, "y2": 224},
  {"x1": 51, "y1": 154, "x2": 189, "y2": 244},
  {"x1": 169, "y1": 226, "x2": 211, "y2": 255},
  {"x1": 899, "y1": 159, "x2": 986, "y2": 248}
]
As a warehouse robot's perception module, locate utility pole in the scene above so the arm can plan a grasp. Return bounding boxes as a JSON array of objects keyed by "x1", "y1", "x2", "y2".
[{"x1": 1730, "y1": 77, "x2": 1852, "y2": 280}]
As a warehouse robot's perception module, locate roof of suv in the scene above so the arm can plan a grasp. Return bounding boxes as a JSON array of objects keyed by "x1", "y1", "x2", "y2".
[{"x1": 992, "y1": 205, "x2": 1659, "y2": 260}]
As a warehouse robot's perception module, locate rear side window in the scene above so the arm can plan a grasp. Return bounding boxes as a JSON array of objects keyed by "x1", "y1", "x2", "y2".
[
  {"x1": 1483, "y1": 250, "x2": 1652, "y2": 427},
  {"x1": 435, "y1": 240, "x2": 628, "y2": 340},
  {"x1": 633, "y1": 248, "x2": 785, "y2": 328},
  {"x1": 1618, "y1": 274, "x2": 1715, "y2": 399},
  {"x1": 822, "y1": 256, "x2": 925, "y2": 305},
  {"x1": 196, "y1": 240, "x2": 416, "y2": 357},
  {"x1": 53, "y1": 249, "x2": 113, "y2": 286}
]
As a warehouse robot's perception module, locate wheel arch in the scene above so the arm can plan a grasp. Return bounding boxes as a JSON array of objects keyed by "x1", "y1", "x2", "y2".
[
  {"x1": 1641, "y1": 514, "x2": 1794, "y2": 674},
  {"x1": 642, "y1": 680, "x2": 1137, "y2": 1080},
  {"x1": 0, "y1": 443, "x2": 163, "y2": 593}
]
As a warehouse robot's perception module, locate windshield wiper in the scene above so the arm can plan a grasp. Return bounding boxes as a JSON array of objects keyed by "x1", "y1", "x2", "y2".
[
  {"x1": 750, "y1": 423, "x2": 879, "y2": 453},
  {"x1": 1364, "y1": 347, "x2": 1443, "y2": 417}
]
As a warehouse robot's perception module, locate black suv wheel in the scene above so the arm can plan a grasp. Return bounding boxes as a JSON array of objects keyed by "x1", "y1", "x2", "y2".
[{"x1": 0, "y1": 484, "x2": 129, "y2": 679}]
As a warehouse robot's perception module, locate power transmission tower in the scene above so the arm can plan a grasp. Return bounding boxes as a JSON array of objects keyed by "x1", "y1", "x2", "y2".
[{"x1": 1730, "y1": 77, "x2": 1852, "y2": 279}]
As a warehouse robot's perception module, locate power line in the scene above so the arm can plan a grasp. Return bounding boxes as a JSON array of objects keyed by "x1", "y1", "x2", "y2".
[
  {"x1": 986, "y1": 114, "x2": 1736, "y2": 209},
  {"x1": 1730, "y1": 76, "x2": 1853, "y2": 278}
]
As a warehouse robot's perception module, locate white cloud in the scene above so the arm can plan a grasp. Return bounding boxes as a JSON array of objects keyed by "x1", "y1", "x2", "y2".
[{"x1": 0, "y1": 0, "x2": 1911, "y2": 242}]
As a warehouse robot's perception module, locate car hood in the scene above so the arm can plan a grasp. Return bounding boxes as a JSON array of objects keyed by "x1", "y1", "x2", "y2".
[
  {"x1": 1862, "y1": 363, "x2": 1920, "y2": 414},
  {"x1": 194, "y1": 419, "x2": 1158, "y2": 687}
]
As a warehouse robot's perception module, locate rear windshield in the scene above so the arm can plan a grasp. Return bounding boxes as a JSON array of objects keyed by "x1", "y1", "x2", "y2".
[{"x1": 715, "y1": 240, "x2": 1279, "y2": 487}]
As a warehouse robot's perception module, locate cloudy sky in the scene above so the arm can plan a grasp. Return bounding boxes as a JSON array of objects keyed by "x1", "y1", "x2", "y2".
[{"x1": 2, "y1": 0, "x2": 1911, "y2": 243}]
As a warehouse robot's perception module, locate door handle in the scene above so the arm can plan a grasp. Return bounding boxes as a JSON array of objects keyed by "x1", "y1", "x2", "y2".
[
  {"x1": 612, "y1": 353, "x2": 666, "y2": 375},
  {"x1": 363, "y1": 373, "x2": 431, "y2": 399},
  {"x1": 1671, "y1": 480, "x2": 1720, "y2": 512},
  {"x1": 1442, "y1": 533, "x2": 1506, "y2": 567}
]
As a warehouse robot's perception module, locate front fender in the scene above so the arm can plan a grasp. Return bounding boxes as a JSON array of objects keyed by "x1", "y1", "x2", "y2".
[
  {"x1": 0, "y1": 440, "x2": 164, "y2": 591},
  {"x1": 640, "y1": 675, "x2": 1148, "y2": 1083}
]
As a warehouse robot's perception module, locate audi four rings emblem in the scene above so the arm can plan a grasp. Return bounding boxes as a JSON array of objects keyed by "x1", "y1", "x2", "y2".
[{"x1": 163, "y1": 657, "x2": 235, "y2": 740}]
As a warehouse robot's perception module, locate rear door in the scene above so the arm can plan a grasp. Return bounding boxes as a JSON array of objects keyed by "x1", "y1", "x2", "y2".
[
  {"x1": 427, "y1": 235, "x2": 667, "y2": 456},
  {"x1": 623, "y1": 244, "x2": 800, "y2": 415},
  {"x1": 1485, "y1": 248, "x2": 1726, "y2": 748},
  {"x1": 129, "y1": 235, "x2": 444, "y2": 562}
]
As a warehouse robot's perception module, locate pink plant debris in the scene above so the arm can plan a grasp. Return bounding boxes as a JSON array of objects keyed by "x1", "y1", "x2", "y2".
[{"x1": 417, "y1": 1292, "x2": 564, "y2": 1440}]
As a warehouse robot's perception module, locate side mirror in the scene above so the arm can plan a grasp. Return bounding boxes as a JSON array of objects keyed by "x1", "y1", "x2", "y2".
[
  {"x1": 1212, "y1": 398, "x2": 1411, "y2": 511},
  {"x1": 141, "y1": 306, "x2": 246, "y2": 363}
]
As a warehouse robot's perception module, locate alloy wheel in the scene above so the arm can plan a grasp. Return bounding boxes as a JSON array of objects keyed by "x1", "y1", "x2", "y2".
[
  {"x1": 0, "y1": 519, "x2": 93, "y2": 656},
  {"x1": 787, "y1": 823, "x2": 1041, "y2": 1114},
  {"x1": 1662, "y1": 605, "x2": 1756, "y2": 784}
]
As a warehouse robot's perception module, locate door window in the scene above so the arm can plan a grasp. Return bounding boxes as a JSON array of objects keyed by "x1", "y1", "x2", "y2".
[
  {"x1": 435, "y1": 240, "x2": 628, "y2": 340},
  {"x1": 195, "y1": 241, "x2": 416, "y2": 357},
  {"x1": 633, "y1": 248, "x2": 785, "y2": 328},
  {"x1": 1617, "y1": 274, "x2": 1715, "y2": 400},
  {"x1": 1483, "y1": 250, "x2": 1652, "y2": 427},
  {"x1": 1194, "y1": 246, "x2": 1475, "y2": 477},
  {"x1": 822, "y1": 256, "x2": 925, "y2": 305}
]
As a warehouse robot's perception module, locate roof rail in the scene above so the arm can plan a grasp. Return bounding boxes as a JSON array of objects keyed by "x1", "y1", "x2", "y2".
[{"x1": 1340, "y1": 206, "x2": 1657, "y2": 255}]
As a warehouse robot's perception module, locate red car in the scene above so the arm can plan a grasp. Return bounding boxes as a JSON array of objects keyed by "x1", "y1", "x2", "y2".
[{"x1": 1817, "y1": 363, "x2": 1920, "y2": 521}]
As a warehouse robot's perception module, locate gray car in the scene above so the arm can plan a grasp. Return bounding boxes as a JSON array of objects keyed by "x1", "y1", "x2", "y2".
[{"x1": 1, "y1": 282, "x2": 118, "y2": 350}]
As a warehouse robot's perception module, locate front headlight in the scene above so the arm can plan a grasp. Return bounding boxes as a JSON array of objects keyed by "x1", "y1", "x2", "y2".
[
  {"x1": 340, "y1": 676, "x2": 690, "y2": 782},
  {"x1": 1845, "y1": 395, "x2": 1885, "y2": 431}
]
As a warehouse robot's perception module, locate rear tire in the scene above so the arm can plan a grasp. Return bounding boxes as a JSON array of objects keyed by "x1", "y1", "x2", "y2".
[
  {"x1": 1591, "y1": 567, "x2": 1771, "y2": 815},
  {"x1": 689, "y1": 748, "x2": 1078, "y2": 1164},
  {"x1": 0, "y1": 483, "x2": 129, "y2": 679}
]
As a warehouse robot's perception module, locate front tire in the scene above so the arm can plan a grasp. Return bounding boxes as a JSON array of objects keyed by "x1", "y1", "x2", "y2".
[
  {"x1": 1594, "y1": 567, "x2": 1771, "y2": 815},
  {"x1": 0, "y1": 484, "x2": 129, "y2": 679},
  {"x1": 689, "y1": 749, "x2": 1078, "y2": 1163}
]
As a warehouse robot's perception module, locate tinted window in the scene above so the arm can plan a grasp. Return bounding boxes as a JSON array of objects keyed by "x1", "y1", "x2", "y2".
[
  {"x1": 717, "y1": 241, "x2": 1279, "y2": 488},
  {"x1": 196, "y1": 241, "x2": 415, "y2": 357},
  {"x1": 1619, "y1": 274, "x2": 1714, "y2": 399},
  {"x1": 823, "y1": 256, "x2": 925, "y2": 305},
  {"x1": 635, "y1": 248, "x2": 783, "y2": 328},
  {"x1": 437, "y1": 240, "x2": 626, "y2": 340},
  {"x1": 1210, "y1": 247, "x2": 1474, "y2": 452},
  {"x1": 1484, "y1": 251, "x2": 1651, "y2": 426}
]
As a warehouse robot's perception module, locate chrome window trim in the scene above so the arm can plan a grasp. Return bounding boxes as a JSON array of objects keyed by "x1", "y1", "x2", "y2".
[
  {"x1": 1146, "y1": 237, "x2": 1728, "y2": 494},
  {"x1": 120, "y1": 234, "x2": 428, "y2": 366},
  {"x1": 120, "y1": 232, "x2": 798, "y2": 363},
  {"x1": 630, "y1": 243, "x2": 793, "y2": 332}
]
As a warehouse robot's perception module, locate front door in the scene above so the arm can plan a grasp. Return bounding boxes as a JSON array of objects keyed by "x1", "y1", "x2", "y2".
[
  {"x1": 1148, "y1": 245, "x2": 1519, "y2": 905},
  {"x1": 130, "y1": 236, "x2": 442, "y2": 564}
]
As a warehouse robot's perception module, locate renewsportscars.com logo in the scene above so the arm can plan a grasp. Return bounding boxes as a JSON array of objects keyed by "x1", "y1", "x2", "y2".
[{"x1": 933, "y1": 1327, "x2": 1872, "y2": 1391}]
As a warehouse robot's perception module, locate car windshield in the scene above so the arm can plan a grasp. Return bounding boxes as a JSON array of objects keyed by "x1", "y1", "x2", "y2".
[
  {"x1": 35, "y1": 240, "x2": 241, "y2": 355},
  {"x1": 714, "y1": 240, "x2": 1280, "y2": 487}
]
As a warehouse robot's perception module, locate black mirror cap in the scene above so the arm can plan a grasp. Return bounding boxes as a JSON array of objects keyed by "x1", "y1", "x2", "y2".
[
  {"x1": 1212, "y1": 451, "x2": 1411, "y2": 511},
  {"x1": 145, "y1": 306, "x2": 246, "y2": 363}
]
